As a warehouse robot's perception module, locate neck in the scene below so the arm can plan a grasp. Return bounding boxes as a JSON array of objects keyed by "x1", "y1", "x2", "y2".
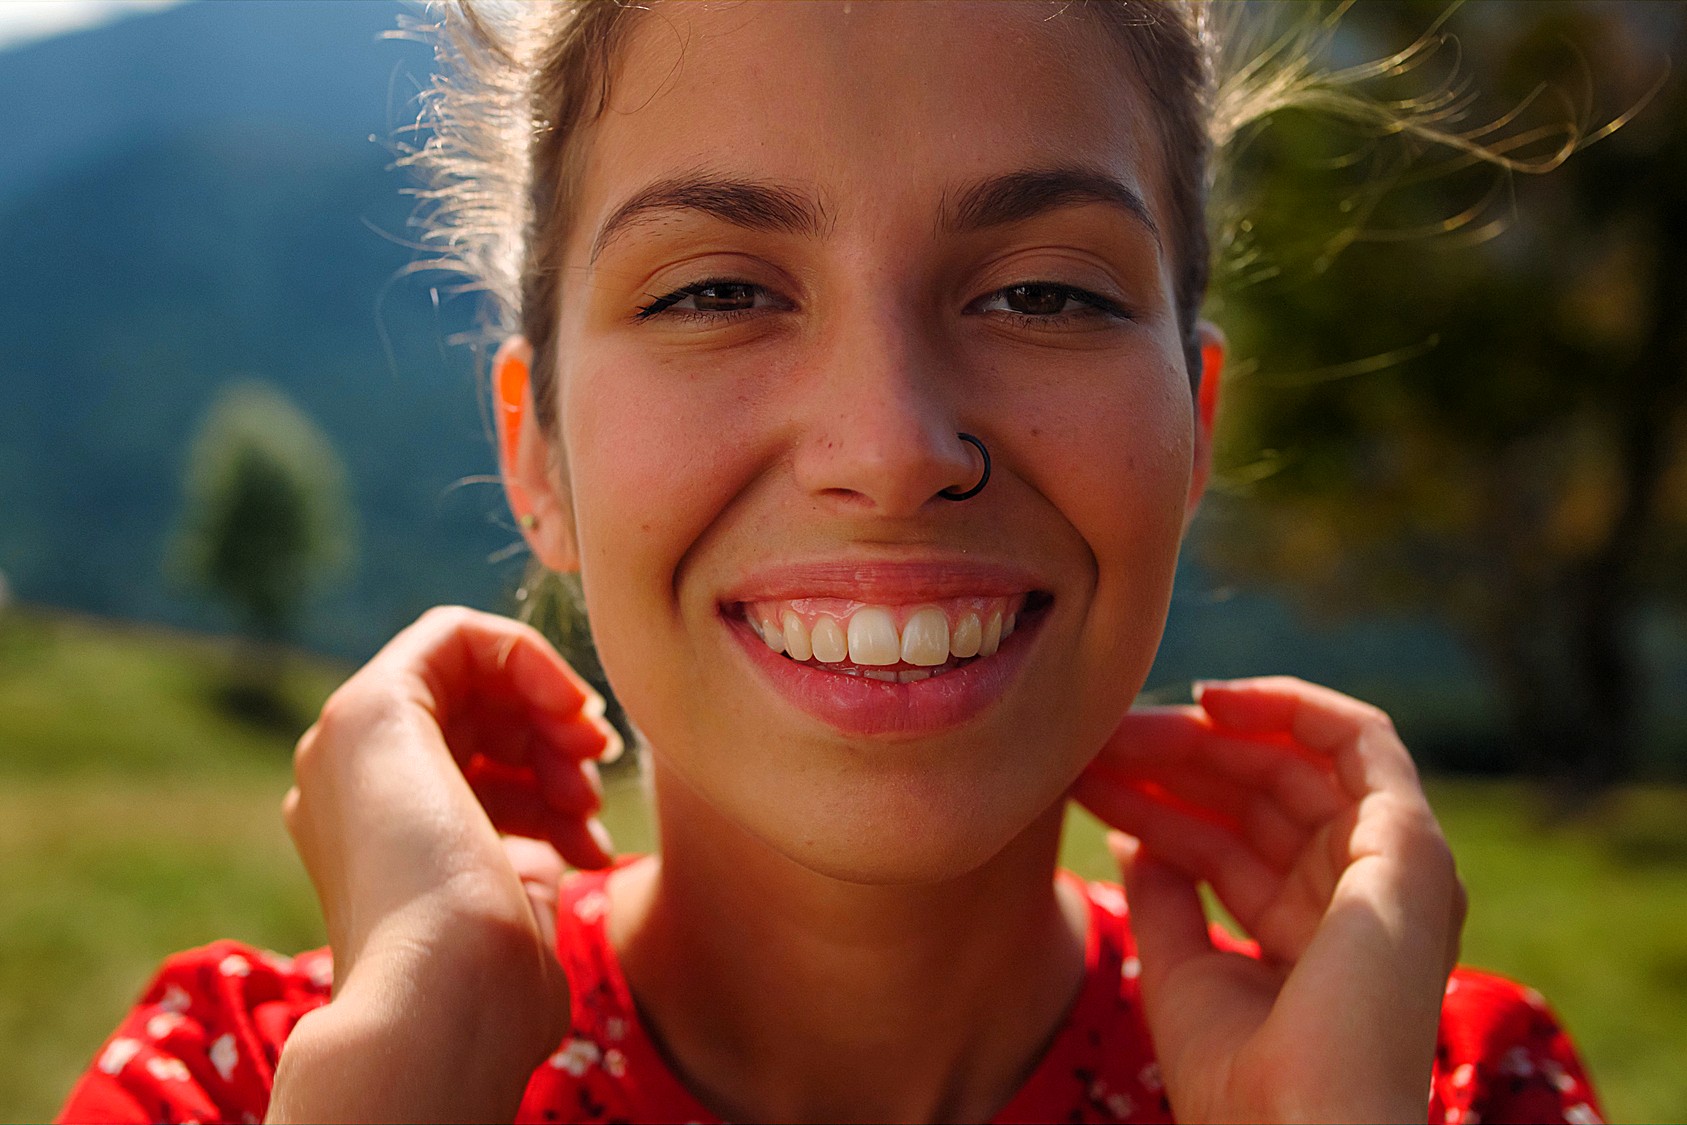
[{"x1": 609, "y1": 763, "x2": 1087, "y2": 1124}]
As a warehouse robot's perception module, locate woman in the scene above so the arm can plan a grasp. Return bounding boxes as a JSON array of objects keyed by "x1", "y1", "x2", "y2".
[{"x1": 62, "y1": 3, "x2": 1601, "y2": 1122}]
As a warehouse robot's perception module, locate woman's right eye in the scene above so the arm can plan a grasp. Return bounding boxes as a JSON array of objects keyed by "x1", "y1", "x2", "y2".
[{"x1": 635, "y1": 280, "x2": 779, "y2": 320}]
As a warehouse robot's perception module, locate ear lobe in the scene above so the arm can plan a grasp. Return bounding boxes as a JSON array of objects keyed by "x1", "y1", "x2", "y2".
[
  {"x1": 1187, "y1": 321, "x2": 1225, "y2": 522},
  {"x1": 493, "y1": 336, "x2": 580, "y2": 573}
]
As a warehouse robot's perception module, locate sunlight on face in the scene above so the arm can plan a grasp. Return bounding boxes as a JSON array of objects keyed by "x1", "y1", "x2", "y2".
[{"x1": 549, "y1": 1, "x2": 1200, "y2": 883}]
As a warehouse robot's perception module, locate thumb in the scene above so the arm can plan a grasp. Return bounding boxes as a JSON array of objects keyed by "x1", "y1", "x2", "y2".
[
  {"x1": 500, "y1": 835, "x2": 566, "y2": 956},
  {"x1": 1110, "y1": 831, "x2": 1213, "y2": 997}
]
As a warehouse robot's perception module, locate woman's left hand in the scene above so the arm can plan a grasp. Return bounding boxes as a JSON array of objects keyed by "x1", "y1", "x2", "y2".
[{"x1": 1072, "y1": 677, "x2": 1466, "y2": 1124}]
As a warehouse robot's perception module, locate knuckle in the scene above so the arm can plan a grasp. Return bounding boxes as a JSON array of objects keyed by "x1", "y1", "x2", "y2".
[
  {"x1": 291, "y1": 721, "x2": 323, "y2": 777},
  {"x1": 417, "y1": 604, "x2": 475, "y2": 631},
  {"x1": 1401, "y1": 819, "x2": 1458, "y2": 881},
  {"x1": 313, "y1": 685, "x2": 364, "y2": 740},
  {"x1": 1362, "y1": 704, "x2": 1399, "y2": 734},
  {"x1": 296, "y1": 680, "x2": 404, "y2": 777}
]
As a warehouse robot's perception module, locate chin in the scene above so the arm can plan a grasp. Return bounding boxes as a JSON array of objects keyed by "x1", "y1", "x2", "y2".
[{"x1": 721, "y1": 759, "x2": 1069, "y2": 887}]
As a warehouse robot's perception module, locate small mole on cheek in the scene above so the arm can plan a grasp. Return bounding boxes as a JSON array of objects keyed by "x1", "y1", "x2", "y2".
[
  {"x1": 1030, "y1": 426, "x2": 1042, "y2": 438},
  {"x1": 641, "y1": 522, "x2": 652, "y2": 533}
]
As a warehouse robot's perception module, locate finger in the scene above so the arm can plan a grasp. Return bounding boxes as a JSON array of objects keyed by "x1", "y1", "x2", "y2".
[
  {"x1": 533, "y1": 712, "x2": 617, "y2": 762},
  {"x1": 1074, "y1": 774, "x2": 1282, "y2": 934},
  {"x1": 534, "y1": 751, "x2": 604, "y2": 818},
  {"x1": 443, "y1": 702, "x2": 613, "y2": 777},
  {"x1": 472, "y1": 775, "x2": 614, "y2": 870},
  {"x1": 459, "y1": 615, "x2": 597, "y2": 720},
  {"x1": 500, "y1": 836, "x2": 564, "y2": 953},
  {"x1": 1095, "y1": 708, "x2": 1344, "y2": 828},
  {"x1": 1131, "y1": 766, "x2": 1314, "y2": 872},
  {"x1": 377, "y1": 607, "x2": 595, "y2": 722},
  {"x1": 1283, "y1": 839, "x2": 1460, "y2": 1075},
  {"x1": 501, "y1": 834, "x2": 566, "y2": 886},
  {"x1": 1099, "y1": 706, "x2": 1316, "y2": 766},
  {"x1": 441, "y1": 704, "x2": 541, "y2": 770},
  {"x1": 1109, "y1": 832, "x2": 1213, "y2": 993},
  {"x1": 1091, "y1": 752, "x2": 1336, "y2": 869},
  {"x1": 1195, "y1": 678, "x2": 1421, "y2": 799}
]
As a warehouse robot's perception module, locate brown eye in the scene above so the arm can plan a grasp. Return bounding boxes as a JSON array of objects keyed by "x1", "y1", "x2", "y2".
[
  {"x1": 691, "y1": 283, "x2": 757, "y2": 311},
  {"x1": 636, "y1": 279, "x2": 784, "y2": 320},
  {"x1": 970, "y1": 282, "x2": 1128, "y2": 325},
  {"x1": 1003, "y1": 284, "x2": 1071, "y2": 315}
]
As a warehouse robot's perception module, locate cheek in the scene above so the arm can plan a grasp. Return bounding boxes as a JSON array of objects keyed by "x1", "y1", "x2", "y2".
[
  {"x1": 562, "y1": 354, "x2": 751, "y2": 590},
  {"x1": 557, "y1": 349, "x2": 772, "y2": 722},
  {"x1": 1011, "y1": 356, "x2": 1194, "y2": 710}
]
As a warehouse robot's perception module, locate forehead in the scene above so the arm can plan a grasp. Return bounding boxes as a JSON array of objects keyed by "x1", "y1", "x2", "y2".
[{"x1": 571, "y1": 0, "x2": 1167, "y2": 242}]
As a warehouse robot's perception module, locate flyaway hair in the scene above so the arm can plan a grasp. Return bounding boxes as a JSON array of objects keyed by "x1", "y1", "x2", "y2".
[{"x1": 391, "y1": 0, "x2": 1603, "y2": 369}]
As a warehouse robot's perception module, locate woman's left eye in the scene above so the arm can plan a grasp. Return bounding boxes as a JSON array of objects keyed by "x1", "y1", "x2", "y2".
[
  {"x1": 972, "y1": 283, "x2": 1127, "y2": 322},
  {"x1": 635, "y1": 280, "x2": 782, "y2": 320}
]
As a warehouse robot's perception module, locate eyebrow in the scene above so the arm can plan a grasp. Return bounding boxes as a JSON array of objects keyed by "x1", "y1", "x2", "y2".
[
  {"x1": 587, "y1": 165, "x2": 1160, "y2": 263},
  {"x1": 943, "y1": 167, "x2": 1161, "y2": 246},
  {"x1": 590, "y1": 173, "x2": 826, "y2": 263}
]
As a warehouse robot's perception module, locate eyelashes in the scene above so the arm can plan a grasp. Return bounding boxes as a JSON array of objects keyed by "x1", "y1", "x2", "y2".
[
  {"x1": 633, "y1": 279, "x2": 1133, "y2": 326},
  {"x1": 634, "y1": 279, "x2": 781, "y2": 320},
  {"x1": 973, "y1": 282, "x2": 1130, "y2": 322}
]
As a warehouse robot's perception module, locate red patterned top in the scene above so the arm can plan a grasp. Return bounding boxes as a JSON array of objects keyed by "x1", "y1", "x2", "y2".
[{"x1": 59, "y1": 868, "x2": 1604, "y2": 1125}]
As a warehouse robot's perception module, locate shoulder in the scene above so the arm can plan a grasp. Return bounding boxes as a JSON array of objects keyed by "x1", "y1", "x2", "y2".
[
  {"x1": 518, "y1": 860, "x2": 707, "y2": 1125},
  {"x1": 1431, "y1": 967, "x2": 1604, "y2": 1125},
  {"x1": 58, "y1": 939, "x2": 332, "y2": 1124},
  {"x1": 1070, "y1": 877, "x2": 1605, "y2": 1125}
]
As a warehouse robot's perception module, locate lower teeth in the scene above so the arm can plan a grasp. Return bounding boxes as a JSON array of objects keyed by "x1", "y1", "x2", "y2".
[{"x1": 794, "y1": 659, "x2": 960, "y2": 682}]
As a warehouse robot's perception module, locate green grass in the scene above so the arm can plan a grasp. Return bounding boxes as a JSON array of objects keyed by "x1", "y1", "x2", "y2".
[{"x1": 2, "y1": 608, "x2": 1683, "y2": 1122}]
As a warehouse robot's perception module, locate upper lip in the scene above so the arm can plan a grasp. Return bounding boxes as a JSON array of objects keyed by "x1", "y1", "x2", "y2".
[{"x1": 717, "y1": 557, "x2": 1049, "y2": 605}]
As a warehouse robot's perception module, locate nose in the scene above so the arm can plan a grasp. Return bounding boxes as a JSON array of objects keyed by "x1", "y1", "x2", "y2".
[{"x1": 790, "y1": 306, "x2": 981, "y2": 517}]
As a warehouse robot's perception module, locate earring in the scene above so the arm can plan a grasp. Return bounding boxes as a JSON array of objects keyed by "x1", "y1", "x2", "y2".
[
  {"x1": 938, "y1": 433, "x2": 990, "y2": 501},
  {"x1": 518, "y1": 513, "x2": 539, "y2": 531}
]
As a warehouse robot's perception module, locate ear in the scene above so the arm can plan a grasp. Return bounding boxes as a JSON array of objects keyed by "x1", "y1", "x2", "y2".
[
  {"x1": 494, "y1": 336, "x2": 579, "y2": 573},
  {"x1": 1186, "y1": 320, "x2": 1224, "y2": 525}
]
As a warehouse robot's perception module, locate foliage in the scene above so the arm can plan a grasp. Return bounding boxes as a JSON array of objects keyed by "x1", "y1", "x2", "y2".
[
  {"x1": 172, "y1": 380, "x2": 356, "y2": 645},
  {"x1": 1205, "y1": 1, "x2": 1687, "y2": 787},
  {"x1": 516, "y1": 565, "x2": 635, "y2": 753}
]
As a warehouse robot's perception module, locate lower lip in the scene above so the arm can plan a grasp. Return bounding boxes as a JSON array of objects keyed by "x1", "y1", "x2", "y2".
[{"x1": 726, "y1": 612, "x2": 1039, "y2": 737}]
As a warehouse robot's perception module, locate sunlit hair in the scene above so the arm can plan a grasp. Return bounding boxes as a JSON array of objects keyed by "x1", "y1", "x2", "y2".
[{"x1": 395, "y1": 0, "x2": 1591, "y2": 430}]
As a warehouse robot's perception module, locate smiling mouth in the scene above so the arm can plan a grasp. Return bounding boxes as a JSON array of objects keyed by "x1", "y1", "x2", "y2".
[{"x1": 727, "y1": 592, "x2": 1052, "y2": 683}]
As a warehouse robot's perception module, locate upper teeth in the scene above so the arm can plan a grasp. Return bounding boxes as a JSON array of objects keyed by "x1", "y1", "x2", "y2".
[{"x1": 745, "y1": 596, "x2": 1024, "y2": 667}]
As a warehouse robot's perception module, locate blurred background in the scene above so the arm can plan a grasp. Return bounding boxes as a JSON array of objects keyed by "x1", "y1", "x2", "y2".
[{"x1": 0, "y1": 0, "x2": 1682, "y2": 1120}]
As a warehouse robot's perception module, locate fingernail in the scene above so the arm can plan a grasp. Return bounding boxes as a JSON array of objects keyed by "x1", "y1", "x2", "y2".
[
  {"x1": 597, "y1": 723, "x2": 625, "y2": 765},
  {"x1": 1191, "y1": 679, "x2": 1215, "y2": 701},
  {"x1": 1105, "y1": 830, "x2": 1141, "y2": 863},
  {"x1": 587, "y1": 816, "x2": 614, "y2": 857}
]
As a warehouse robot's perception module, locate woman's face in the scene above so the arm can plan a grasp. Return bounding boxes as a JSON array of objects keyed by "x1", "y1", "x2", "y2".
[{"x1": 540, "y1": 1, "x2": 1208, "y2": 882}]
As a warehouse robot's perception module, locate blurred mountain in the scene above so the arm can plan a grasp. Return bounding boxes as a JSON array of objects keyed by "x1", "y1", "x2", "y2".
[
  {"x1": 0, "y1": 0, "x2": 514, "y2": 659},
  {"x1": 0, "y1": 0, "x2": 420, "y2": 199}
]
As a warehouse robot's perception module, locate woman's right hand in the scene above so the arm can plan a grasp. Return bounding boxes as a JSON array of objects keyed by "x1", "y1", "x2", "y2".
[{"x1": 267, "y1": 606, "x2": 618, "y2": 1124}]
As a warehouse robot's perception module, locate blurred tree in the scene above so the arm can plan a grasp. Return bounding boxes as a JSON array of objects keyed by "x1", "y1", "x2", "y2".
[
  {"x1": 517, "y1": 566, "x2": 635, "y2": 766},
  {"x1": 1206, "y1": 2, "x2": 1686, "y2": 790},
  {"x1": 173, "y1": 379, "x2": 356, "y2": 648}
]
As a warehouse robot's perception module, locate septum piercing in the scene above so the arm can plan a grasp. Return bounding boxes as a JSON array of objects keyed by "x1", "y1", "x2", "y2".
[{"x1": 939, "y1": 433, "x2": 990, "y2": 501}]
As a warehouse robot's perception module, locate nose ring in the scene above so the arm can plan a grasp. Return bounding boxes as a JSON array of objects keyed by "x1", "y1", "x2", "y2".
[{"x1": 939, "y1": 433, "x2": 990, "y2": 501}]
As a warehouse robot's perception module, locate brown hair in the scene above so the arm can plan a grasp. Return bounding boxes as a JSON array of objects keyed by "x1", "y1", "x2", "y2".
[
  {"x1": 399, "y1": 2, "x2": 1582, "y2": 429},
  {"x1": 403, "y1": 1, "x2": 1221, "y2": 424}
]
